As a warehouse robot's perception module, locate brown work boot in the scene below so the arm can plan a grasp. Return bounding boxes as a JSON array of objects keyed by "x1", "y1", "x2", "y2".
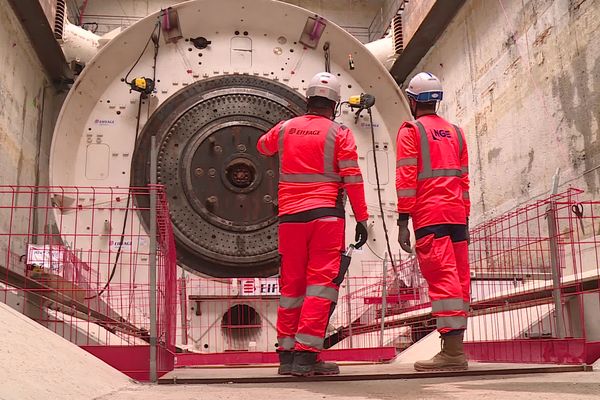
[
  {"x1": 277, "y1": 351, "x2": 294, "y2": 375},
  {"x1": 291, "y1": 351, "x2": 340, "y2": 376},
  {"x1": 414, "y1": 334, "x2": 468, "y2": 372}
]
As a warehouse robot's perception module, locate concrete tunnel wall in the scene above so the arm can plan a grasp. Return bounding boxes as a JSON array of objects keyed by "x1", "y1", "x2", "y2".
[
  {"x1": 73, "y1": 0, "x2": 386, "y2": 42},
  {"x1": 0, "y1": 0, "x2": 65, "y2": 258},
  {"x1": 403, "y1": 0, "x2": 600, "y2": 224}
]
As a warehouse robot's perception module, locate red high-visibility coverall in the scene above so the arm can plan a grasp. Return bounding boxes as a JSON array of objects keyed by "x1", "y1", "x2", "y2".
[
  {"x1": 258, "y1": 114, "x2": 368, "y2": 352},
  {"x1": 395, "y1": 114, "x2": 470, "y2": 334}
]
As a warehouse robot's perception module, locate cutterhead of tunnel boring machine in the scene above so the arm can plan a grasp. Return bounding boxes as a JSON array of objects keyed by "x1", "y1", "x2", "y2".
[
  {"x1": 132, "y1": 76, "x2": 306, "y2": 277},
  {"x1": 49, "y1": 0, "x2": 410, "y2": 278}
]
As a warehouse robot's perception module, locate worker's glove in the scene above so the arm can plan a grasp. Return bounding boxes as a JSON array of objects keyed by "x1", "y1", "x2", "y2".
[
  {"x1": 397, "y1": 219, "x2": 412, "y2": 253},
  {"x1": 354, "y1": 221, "x2": 368, "y2": 249}
]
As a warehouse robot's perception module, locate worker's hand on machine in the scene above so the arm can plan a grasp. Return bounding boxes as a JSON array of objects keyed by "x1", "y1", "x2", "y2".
[
  {"x1": 397, "y1": 220, "x2": 412, "y2": 253},
  {"x1": 354, "y1": 221, "x2": 369, "y2": 249}
]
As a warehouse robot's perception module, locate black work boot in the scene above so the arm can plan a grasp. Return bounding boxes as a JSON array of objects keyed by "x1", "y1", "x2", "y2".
[
  {"x1": 277, "y1": 351, "x2": 294, "y2": 375},
  {"x1": 291, "y1": 351, "x2": 340, "y2": 376}
]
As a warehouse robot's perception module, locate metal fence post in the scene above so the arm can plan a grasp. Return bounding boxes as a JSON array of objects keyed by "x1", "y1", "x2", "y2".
[
  {"x1": 149, "y1": 135, "x2": 158, "y2": 382},
  {"x1": 345, "y1": 268, "x2": 353, "y2": 348},
  {"x1": 179, "y1": 271, "x2": 188, "y2": 346},
  {"x1": 547, "y1": 169, "x2": 565, "y2": 339},
  {"x1": 380, "y1": 252, "x2": 388, "y2": 348},
  {"x1": 547, "y1": 203, "x2": 566, "y2": 339}
]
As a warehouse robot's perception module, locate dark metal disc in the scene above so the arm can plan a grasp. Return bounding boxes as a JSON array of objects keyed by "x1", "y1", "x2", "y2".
[{"x1": 131, "y1": 75, "x2": 306, "y2": 277}]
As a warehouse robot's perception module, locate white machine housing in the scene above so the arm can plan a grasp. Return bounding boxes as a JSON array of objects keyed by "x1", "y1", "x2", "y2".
[{"x1": 50, "y1": 0, "x2": 411, "y2": 352}]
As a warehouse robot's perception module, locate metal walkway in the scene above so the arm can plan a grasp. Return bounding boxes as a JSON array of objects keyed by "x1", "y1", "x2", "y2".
[{"x1": 158, "y1": 362, "x2": 591, "y2": 385}]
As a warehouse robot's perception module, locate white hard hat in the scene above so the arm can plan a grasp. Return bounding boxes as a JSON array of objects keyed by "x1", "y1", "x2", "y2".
[
  {"x1": 306, "y1": 72, "x2": 341, "y2": 103},
  {"x1": 406, "y1": 72, "x2": 443, "y2": 102}
]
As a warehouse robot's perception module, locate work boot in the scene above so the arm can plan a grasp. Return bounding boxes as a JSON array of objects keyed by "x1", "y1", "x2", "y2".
[
  {"x1": 414, "y1": 334, "x2": 468, "y2": 372},
  {"x1": 277, "y1": 351, "x2": 294, "y2": 375},
  {"x1": 291, "y1": 351, "x2": 340, "y2": 376}
]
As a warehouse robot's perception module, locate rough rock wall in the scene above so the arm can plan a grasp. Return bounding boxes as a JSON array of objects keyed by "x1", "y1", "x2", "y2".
[{"x1": 404, "y1": 0, "x2": 600, "y2": 221}]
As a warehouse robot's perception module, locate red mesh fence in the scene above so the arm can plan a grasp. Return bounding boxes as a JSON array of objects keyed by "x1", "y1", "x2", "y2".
[
  {"x1": 2, "y1": 185, "x2": 599, "y2": 370},
  {"x1": 315, "y1": 188, "x2": 600, "y2": 364},
  {"x1": 0, "y1": 186, "x2": 177, "y2": 380},
  {"x1": 464, "y1": 188, "x2": 600, "y2": 363}
]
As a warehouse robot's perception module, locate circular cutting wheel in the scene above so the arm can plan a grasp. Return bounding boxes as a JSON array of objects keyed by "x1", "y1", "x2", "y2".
[{"x1": 132, "y1": 75, "x2": 306, "y2": 277}]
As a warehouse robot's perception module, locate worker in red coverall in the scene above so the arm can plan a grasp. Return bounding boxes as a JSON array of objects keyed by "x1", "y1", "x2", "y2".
[
  {"x1": 257, "y1": 72, "x2": 369, "y2": 377},
  {"x1": 395, "y1": 72, "x2": 471, "y2": 372}
]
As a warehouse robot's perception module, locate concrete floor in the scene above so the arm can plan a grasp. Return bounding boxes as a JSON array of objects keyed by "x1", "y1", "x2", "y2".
[{"x1": 100, "y1": 370, "x2": 600, "y2": 399}]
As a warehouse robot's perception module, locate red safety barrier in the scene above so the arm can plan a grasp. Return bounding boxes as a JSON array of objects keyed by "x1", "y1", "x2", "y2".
[
  {"x1": 465, "y1": 188, "x2": 600, "y2": 364},
  {"x1": 0, "y1": 186, "x2": 177, "y2": 380},
  {"x1": 326, "y1": 188, "x2": 600, "y2": 364},
  {"x1": 3, "y1": 185, "x2": 599, "y2": 373}
]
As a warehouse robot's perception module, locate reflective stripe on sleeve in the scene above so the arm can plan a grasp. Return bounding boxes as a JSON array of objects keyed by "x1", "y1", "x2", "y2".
[
  {"x1": 397, "y1": 158, "x2": 418, "y2": 167},
  {"x1": 418, "y1": 169, "x2": 462, "y2": 180},
  {"x1": 342, "y1": 175, "x2": 363, "y2": 184},
  {"x1": 279, "y1": 173, "x2": 342, "y2": 183},
  {"x1": 339, "y1": 159, "x2": 359, "y2": 169},
  {"x1": 397, "y1": 189, "x2": 417, "y2": 197},
  {"x1": 463, "y1": 191, "x2": 470, "y2": 200}
]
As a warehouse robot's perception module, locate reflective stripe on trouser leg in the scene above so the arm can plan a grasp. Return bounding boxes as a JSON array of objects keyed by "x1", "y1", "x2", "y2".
[
  {"x1": 277, "y1": 336, "x2": 296, "y2": 351},
  {"x1": 295, "y1": 333, "x2": 324, "y2": 350},
  {"x1": 306, "y1": 285, "x2": 339, "y2": 303},
  {"x1": 277, "y1": 222, "x2": 309, "y2": 350},
  {"x1": 295, "y1": 217, "x2": 345, "y2": 352},
  {"x1": 279, "y1": 296, "x2": 304, "y2": 309},
  {"x1": 415, "y1": 233, "x2": 466, "y2": 334},
  {"x1": 431, "y1": 298, "x2": 465, "y2": 313},
  {"x1": 437, "y1": 316, "x2": 467, "y2": 330},
  {"x1": 431, "y1": 298, "x2": 469, "y2": 331},
  {"x1": 452, "y1": 240, "x2": 471, "y2": 312}
]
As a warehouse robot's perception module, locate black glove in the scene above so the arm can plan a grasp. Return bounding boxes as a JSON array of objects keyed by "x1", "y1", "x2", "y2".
[
  {"x1": 354, "y1": 221, "x2": 368, "y2": 249},
  {"x1": 398, "y1": 219, "x2": 412, "y2": 253}
]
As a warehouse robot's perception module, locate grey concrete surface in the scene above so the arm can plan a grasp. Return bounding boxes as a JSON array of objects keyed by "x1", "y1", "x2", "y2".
[{"x1": 100, "y1": 370, "x2": 600, "y2": 400}]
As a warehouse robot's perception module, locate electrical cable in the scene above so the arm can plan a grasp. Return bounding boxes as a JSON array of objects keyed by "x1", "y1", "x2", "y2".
[
  {"x1": 335, "y1": 101, "x2": 349, "y2": 118},
  {"x1": 323, "y1": 42, "x2": 331, "y2": 73},
  {"x1": 85, "y1": 21, "x2": 161, "y2": 300},
  {"x1": 366, "y1": 108, "x2": 398, "y2": 274},
  {"x1": 124, "y1": 20, "x2": 161, "y2": 85},
  {"x1": 85, "y1": 95, "x2": 144, "y2": 300}
]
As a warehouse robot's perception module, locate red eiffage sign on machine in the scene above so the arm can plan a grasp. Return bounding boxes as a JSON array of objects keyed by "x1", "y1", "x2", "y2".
[{"x1": 239, "y1": 278, "x2": 280, "y2": 296}]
